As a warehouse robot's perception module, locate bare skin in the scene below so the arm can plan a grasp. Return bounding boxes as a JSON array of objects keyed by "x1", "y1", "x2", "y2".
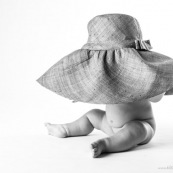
[{"x1": 45, "y1": 93, "x2": 165, "y2": 158}]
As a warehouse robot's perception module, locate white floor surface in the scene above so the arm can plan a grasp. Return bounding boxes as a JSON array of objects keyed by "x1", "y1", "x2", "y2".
[{"x1": 1, "y1": 125, "x2": 173, "y2": 173}]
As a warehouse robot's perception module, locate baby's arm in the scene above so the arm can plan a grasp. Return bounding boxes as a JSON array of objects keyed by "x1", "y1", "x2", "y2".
[{"x1": 148, "y1": 92, "x2": 165, "y2": 103}]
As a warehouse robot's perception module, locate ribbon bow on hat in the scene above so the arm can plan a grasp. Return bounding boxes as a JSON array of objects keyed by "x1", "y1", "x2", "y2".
[{"x1": 135, "y1": 40, "x2": 152, "y2": 50}]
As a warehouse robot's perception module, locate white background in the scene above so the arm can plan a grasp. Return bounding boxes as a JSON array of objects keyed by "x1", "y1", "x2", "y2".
[
  {"x1": 0, "y1": 0, "x2": 173, "y2": 140},
  {"x1": 1, "y1": 0, "x2": 173, "y2": 137},
  {"x1": 1, "y1": 0, "x2": 173, "y2": 172}
]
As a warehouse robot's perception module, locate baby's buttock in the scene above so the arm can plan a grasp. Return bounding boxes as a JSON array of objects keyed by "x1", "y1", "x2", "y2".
[{"x1": 105, "y1": 100, "x2": 154, "y2": 129}]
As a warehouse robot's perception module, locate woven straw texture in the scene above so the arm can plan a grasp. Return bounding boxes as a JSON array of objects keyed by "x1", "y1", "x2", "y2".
[{"x1": 37, "y1": 14, "x2": 173, "y2": 104}]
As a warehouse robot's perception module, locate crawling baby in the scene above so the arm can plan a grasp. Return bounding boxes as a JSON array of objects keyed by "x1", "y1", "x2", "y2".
[{"x1": 45, "y1": 92, "x2": 165, "y2": 158}]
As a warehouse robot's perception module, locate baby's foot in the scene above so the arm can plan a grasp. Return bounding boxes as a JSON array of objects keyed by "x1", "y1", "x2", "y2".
[
  {"x1": 44, "y1": 122, "x2": 68, "y2": 138},
  {"x1": 90, "y1": 139, "x2": 107, "y2": 158}
]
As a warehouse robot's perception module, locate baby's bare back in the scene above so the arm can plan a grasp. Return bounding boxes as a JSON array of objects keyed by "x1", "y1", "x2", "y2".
[{"x1": 106, "y1": 100, "x2": 155, "y2": 128}]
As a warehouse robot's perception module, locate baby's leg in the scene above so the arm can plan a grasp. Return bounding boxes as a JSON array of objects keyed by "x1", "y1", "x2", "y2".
[
  {"x1": 45, "y1": 109, "x2": 107, "y2": 138},
  {"x1": 91, "y1": 120, "x2": 155, "y2": 158}
]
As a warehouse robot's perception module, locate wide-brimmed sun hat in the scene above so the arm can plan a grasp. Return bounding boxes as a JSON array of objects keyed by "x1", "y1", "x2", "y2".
[{"x1": 37, "y1": 13, "x2": 173, "y2": 104}]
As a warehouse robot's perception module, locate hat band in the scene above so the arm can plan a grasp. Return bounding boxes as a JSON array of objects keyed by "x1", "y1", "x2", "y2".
[{"x1": 81, "y1": 39, "x2": 152, "y2": 51}]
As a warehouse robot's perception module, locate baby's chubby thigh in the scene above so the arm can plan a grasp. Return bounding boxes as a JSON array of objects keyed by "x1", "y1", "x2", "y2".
[{"x1": 101, "y1": 116, "x2": 155, "y2": 145}]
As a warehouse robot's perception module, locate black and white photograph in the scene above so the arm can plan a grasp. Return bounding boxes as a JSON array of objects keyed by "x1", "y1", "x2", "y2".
[{"x1": 1, "y1": 0, "x2": 173, "y2": 172}]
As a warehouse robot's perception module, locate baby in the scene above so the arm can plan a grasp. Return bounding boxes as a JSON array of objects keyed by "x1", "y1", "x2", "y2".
[{"x1": 45, "y1": 92, "x2": 165, "y2": 158}]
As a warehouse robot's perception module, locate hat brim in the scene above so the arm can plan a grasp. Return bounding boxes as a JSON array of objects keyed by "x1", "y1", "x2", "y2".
[{"x1": 37, "y1": 48, "x2": 173, "y2": 104}]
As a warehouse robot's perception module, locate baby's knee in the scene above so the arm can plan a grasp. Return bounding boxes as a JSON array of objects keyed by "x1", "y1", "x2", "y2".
[
  {"x1": 123, "y1": 120, "x2": 154, "y2": 145},
  {"x1": 138, "y1": 121, "x2": 155, "y2": 145},
  {"x1": 85, "y1": 109, "x2": 105, "y2": 118},
  {"x1": 85, "y1": 109, "x2": 105, "y2": 130},
  {"x1": 124, "y1": 121, "x2": 147, "y2": 138}
]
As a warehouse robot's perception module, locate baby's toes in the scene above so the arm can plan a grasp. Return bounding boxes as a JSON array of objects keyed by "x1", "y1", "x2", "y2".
[
  {"x1": 90, "y1": 142, "x2": 97, "y2": 149},
  {"x1": 90, "y1": 142, "x2": 101, "y2": 158},
  {"x1": 44, "y1": 122, "x2": 53, "y2": 134},
  {"x1": 44, "y1": 122, "x2": 51, "y2": 127}
]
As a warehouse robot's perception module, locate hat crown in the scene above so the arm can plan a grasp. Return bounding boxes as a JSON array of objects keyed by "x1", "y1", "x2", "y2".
[{"x1": 85, "y1": 14, "x2": 143, "y2": 47}]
